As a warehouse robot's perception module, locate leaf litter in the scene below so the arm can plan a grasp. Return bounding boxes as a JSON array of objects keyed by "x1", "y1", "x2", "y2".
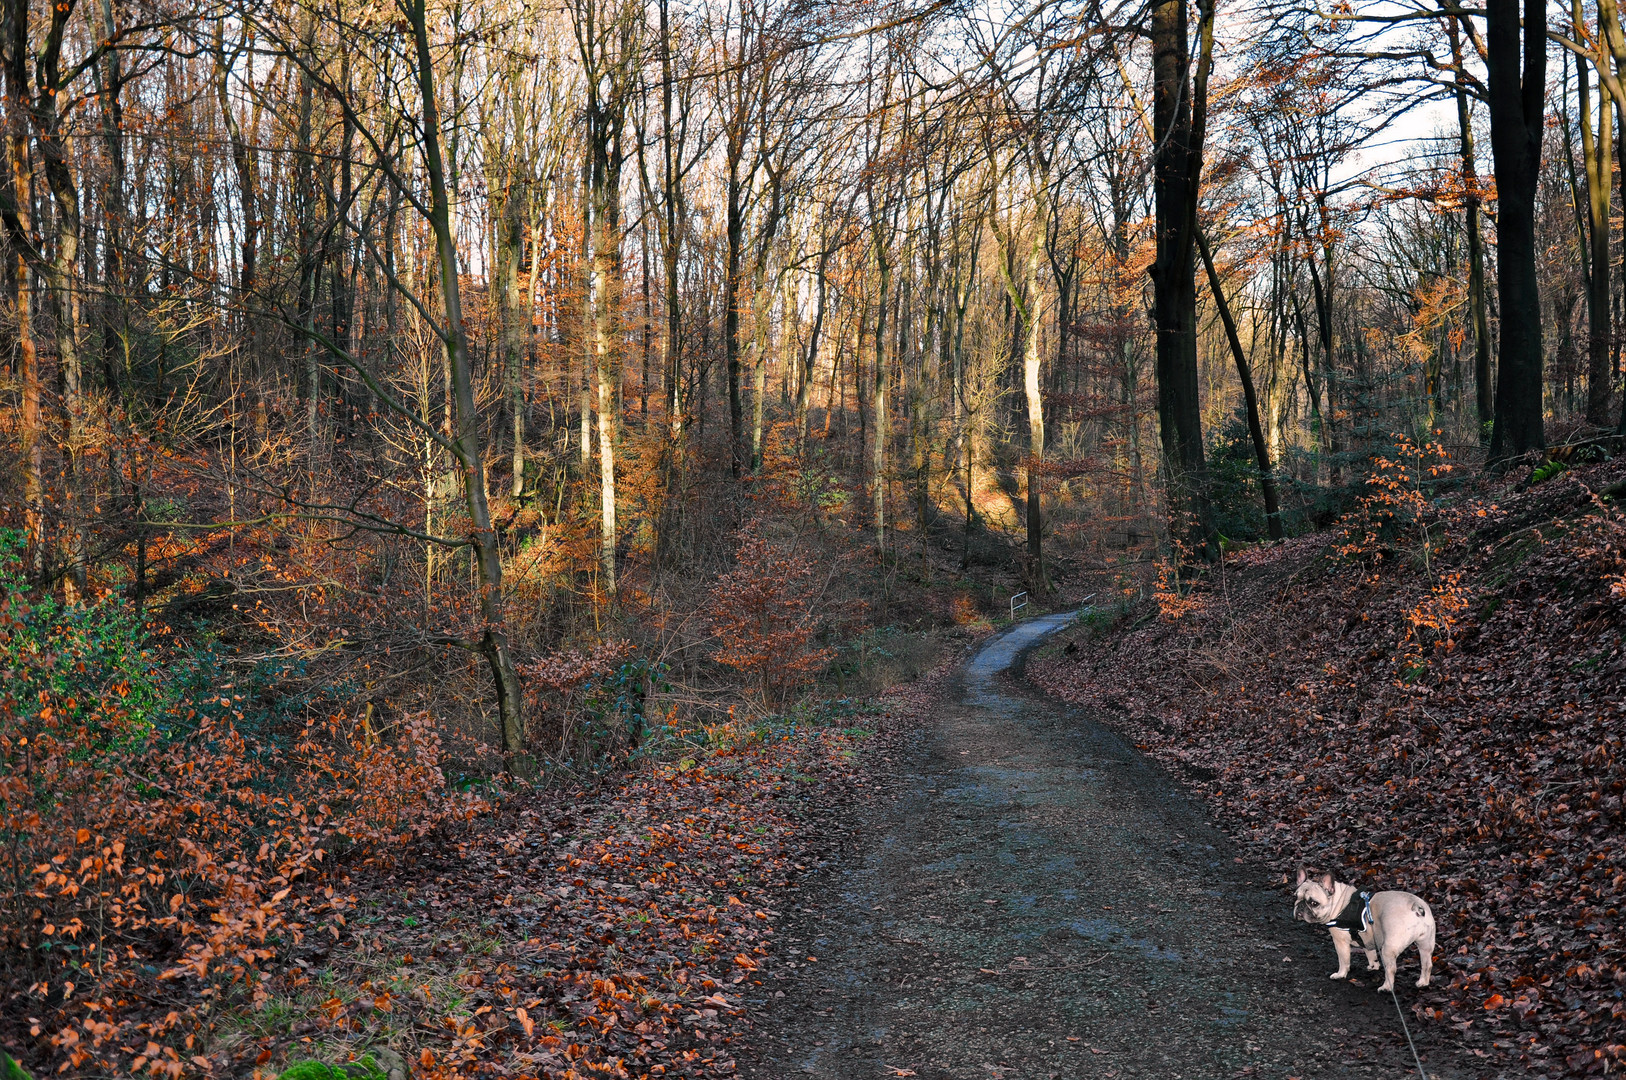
[
  {"x1": 227, "y1": 659, "x2": 957, "y2": 1080},
  {"x1": 1030, "y1": 454, "x2": 1626, "y2": 1078}
]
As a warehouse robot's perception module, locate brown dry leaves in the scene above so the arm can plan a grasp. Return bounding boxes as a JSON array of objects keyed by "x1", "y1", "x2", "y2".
[{"x1": 1031, "y1": 461, "x2": 1626, "y2": 1078}]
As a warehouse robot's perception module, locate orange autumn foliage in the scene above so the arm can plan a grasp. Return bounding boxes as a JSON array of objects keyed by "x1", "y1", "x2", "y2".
[
  {"x1": 0, "y1": 567, "x2": 480, "y2": 1077},
  {"x1": 709, "y1": 523, "x2": 833, "y2": 704}
]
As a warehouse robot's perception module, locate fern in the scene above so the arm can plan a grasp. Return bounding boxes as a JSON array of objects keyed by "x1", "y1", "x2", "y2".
[{"x1": 1531, "y1": 459, "x2": 1568, "y2": 485}]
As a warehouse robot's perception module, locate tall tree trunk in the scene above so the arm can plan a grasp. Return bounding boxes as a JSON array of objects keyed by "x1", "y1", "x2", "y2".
[
  {"x1": 1448, "y1": 10, "x2": 1493, "y2": 438},
  {"x1": 1150, "y1": 0, "x2": 1215, "y2": 556},
  {"x1": 795, "y1": 239, "x2": 829, "y2": 441},
  {"x1": 658, "y1": 0, "x2": 683, "y2": 440},
  {"x1": 640, "y1": 211, "x2": 652, "y2": 420},
  {"x1": 294, "y1": 10, "x2": 322, "y2": 468},
  {"x1": 724, "y1": 159, "x2": 745, "y2": 477},
  {"x1": 749, "y1": 256, "x2": 774, "y2": 471},
  {"x1": 871, "y1": 223, "x2": 890, "y2": 558},
  {"x1": 1302, "y1": 240, "x2": 1340, "y2": 476},
  {"x1": 575, "y1": 0, "x2": 630, "y2": 596},
  {"x1": 1486, "y1": 0, "x2": 1547, "y2": 460},
  {"x1": 990, "y1": 163, "x2": 1049, "y2": 588},
  {"x1": 1575, "y1": 3, "x2": 1615, "y2": 426},
  {"x1": 2, "y1": 0, "x2": 42, "y2": 579},
  {"x1": 406, "y1": 0, "x2": 527, "y2": 773},
  {"x1": 30, "y1": 0, "x2": 82, "y2": 597},
  {"x1": 492, "y1": 166, "x2": 526, "y2": 496}
]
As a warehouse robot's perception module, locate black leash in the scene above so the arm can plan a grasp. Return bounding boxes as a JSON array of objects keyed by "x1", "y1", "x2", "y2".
[{"x1": 1389, "y1": 985, "x2": 1429, "y2": 1080}]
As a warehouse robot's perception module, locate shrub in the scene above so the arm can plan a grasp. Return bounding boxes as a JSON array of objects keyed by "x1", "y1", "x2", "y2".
[
  {"x1": 709, "y1": 522, "x2": 834, "y2": 705},
  {"x1": 0, "y1": 534, "x2": 474, "y2": 1076}
]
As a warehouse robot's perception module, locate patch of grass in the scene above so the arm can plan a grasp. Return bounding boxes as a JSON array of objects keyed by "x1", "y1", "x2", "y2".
[{"x1": 208, "y1": 914, "x2": 495, "y2": 1073}]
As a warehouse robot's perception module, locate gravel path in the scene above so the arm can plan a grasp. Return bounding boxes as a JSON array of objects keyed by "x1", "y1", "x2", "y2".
[{"x1": 739, "y1": 614, "x2": 1480, "y2": 1080}]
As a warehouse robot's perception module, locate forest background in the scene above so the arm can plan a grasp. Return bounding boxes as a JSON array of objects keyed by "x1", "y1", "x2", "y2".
[{"x1": 0, "y1": 0, "x2": 1622, "y2": 1072}]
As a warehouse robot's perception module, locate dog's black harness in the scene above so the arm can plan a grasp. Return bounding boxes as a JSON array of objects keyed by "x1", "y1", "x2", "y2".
[{"x1": 1326, "y1": 890, "x2": 1374, "y2": 940}]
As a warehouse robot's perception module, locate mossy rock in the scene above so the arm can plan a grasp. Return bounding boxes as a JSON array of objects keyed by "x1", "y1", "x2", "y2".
[{"x1": 2, "y1": 1052, "x2": 33, "y2": 1080}]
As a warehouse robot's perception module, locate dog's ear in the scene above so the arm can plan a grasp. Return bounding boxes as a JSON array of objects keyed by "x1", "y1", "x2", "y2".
[
  {"x1": 1296, "y1": 867, "x2": 1309, "y2": 885},
  {"x1": 1316, "y1": 872, "x2": 1335, "y2": 892}
]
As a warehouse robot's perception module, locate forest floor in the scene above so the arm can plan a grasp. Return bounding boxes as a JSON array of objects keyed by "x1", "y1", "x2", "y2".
[
  {"x1": 734, "y1": 614, "x2": 1476, "y2": 1080},
  {"x1": 1024, "y1": 455, "x2": 1626, "y2": 1079}
]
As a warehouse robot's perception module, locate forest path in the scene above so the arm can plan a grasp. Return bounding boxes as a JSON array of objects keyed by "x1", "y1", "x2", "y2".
[{"x1": 737, "y1": 614, "x2": 1477, "y2": 1080}]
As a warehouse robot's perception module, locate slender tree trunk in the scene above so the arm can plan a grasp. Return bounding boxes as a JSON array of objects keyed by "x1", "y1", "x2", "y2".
[
  {"x1": 750, "y1": 274, "x2": 769, "y2": 470},
  {"x1": 658, "y1": 0, "x2": 683, "y2": 440},
  {"x1": 215, "y1": 24, "x2": 258, "y2": 300},
  {"x1": 294, "y1": 10, "x2": 323, "y2": 468},
  {"x1": 1486, "y1": 0, "x2": 1547, "y2": 459},
  {"x1": 406, "y1": 0, "x2": 527, "y2": 773},
  {"x1": 725, "y1": 162, "x2": 745, "y2": 477},
  {"x1": 1301, "y1": 223, "x2": 1342, "y2": 480},
  {"x1": 641, "y1": 211, "x2": 652, "y2": 420},
  {"x1": 795, "y1": 241, "x2": 829, "y2": 441},
  {"x1": 1448, "y1": 11, "x2": 1494, "y2": 437},
  {"x1": 1197, "y1": 229, "x2": 1283, "y2": 540},
  {"x1": 1575, "y1": 6, "x2": 1616, "y2": 426},
  {"x1": 990, "y1": 162, "x2": 1049, "y2": 587},
  {"x1": 871, "y1": 225, "x2": 890, "y2": 558},
  {"x1": 1019, "y1": 239, "x2": 1045, "y2": 587}
]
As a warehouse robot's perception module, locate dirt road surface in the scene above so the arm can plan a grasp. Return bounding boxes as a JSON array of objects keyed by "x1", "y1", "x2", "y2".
[{"x1": 738, "y1": 613, "x2": 1479, "y2": 1080}]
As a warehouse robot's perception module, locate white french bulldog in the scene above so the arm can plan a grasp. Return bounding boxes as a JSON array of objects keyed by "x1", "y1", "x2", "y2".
[{"x1": 1293, "y1": 868, "x2": 1435, "y2": 992}]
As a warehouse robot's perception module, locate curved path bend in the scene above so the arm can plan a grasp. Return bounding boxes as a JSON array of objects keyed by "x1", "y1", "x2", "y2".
[{"x1": 740, "y1": 614, "x2": 1474, "y2": 1080}]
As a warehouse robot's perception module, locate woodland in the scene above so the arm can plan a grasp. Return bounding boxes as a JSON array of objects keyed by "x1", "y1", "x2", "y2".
[{"x1": 0, "y1": 0, "x2": 1624, "y2": 1072}]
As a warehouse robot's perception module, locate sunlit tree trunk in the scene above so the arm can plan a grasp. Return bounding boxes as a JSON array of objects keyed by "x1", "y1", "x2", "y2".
[
  {"x1": 1574, "y1": 0, "x2": 1615, "y2": 426},
  {"x1": 573, "y1": 0, "x2": 637, "y2": 596}
]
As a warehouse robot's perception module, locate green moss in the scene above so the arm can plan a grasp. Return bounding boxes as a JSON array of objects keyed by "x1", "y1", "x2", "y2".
[
  {"x1": 3, "y1": 1052, "x2": 34, "y2": 1080},
  {"x1": 276, "y1": 1055, "x2": 387, "y2": 1080}
]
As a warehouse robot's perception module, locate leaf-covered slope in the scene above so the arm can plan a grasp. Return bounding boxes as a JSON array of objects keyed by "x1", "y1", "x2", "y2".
[{"x1": 1030, "y1": 462, "x2": 1626, "y2": 1078}]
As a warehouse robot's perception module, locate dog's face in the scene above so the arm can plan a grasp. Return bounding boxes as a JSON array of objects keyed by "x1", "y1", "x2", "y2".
[{"x1": 1293, "y1": 867, "x2": 1338, "y2": 923}]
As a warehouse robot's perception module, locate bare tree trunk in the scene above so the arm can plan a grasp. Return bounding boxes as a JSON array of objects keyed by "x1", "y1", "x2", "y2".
[
  {"x1": 1150, "y1": 0, "x2": 1215, "y2": 556},
  {"x1": 491, "y1": 162, "x2": 526, "y2": 496},
  {"x1": 2, "y1": 0, "x2": 43, "y2": 580},
  {"x1": 796, "y1": 236, "x2": 829, "y2": 441},
  {"x1": 725, "y1": 158, "x2": 746, "y2": 477},
  {"x1": 989, "y1": 160, "x2": 1049, "y2": 588},
  {"x1": 405, "y1": 0, "x2": 527, "y2": 773},
  {"x1": 294, "y1": 9, "x2": 322, "y2": 469},
  {"x1": 1486, "y1": 0, "x2": 1547, "y2": 460},
  {"x1": 870, "y1": 217, "x2": 890, "y2": 559},
  {"x1": 1447, "y1": 11, "x2": 1493, "y2": 438},
  {"x1": 1197, "y1": 229, "x2": 1283, "y2": 540},
  {"x1": 573, "y1": 0, "x2": 634, "y2": 595},
  {"x1": 1575, "y1": 1, "x2": 1615, "y2": 426},
  {"x1": 657, "y1": 0, "x2": 684, "y2": 440}
]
